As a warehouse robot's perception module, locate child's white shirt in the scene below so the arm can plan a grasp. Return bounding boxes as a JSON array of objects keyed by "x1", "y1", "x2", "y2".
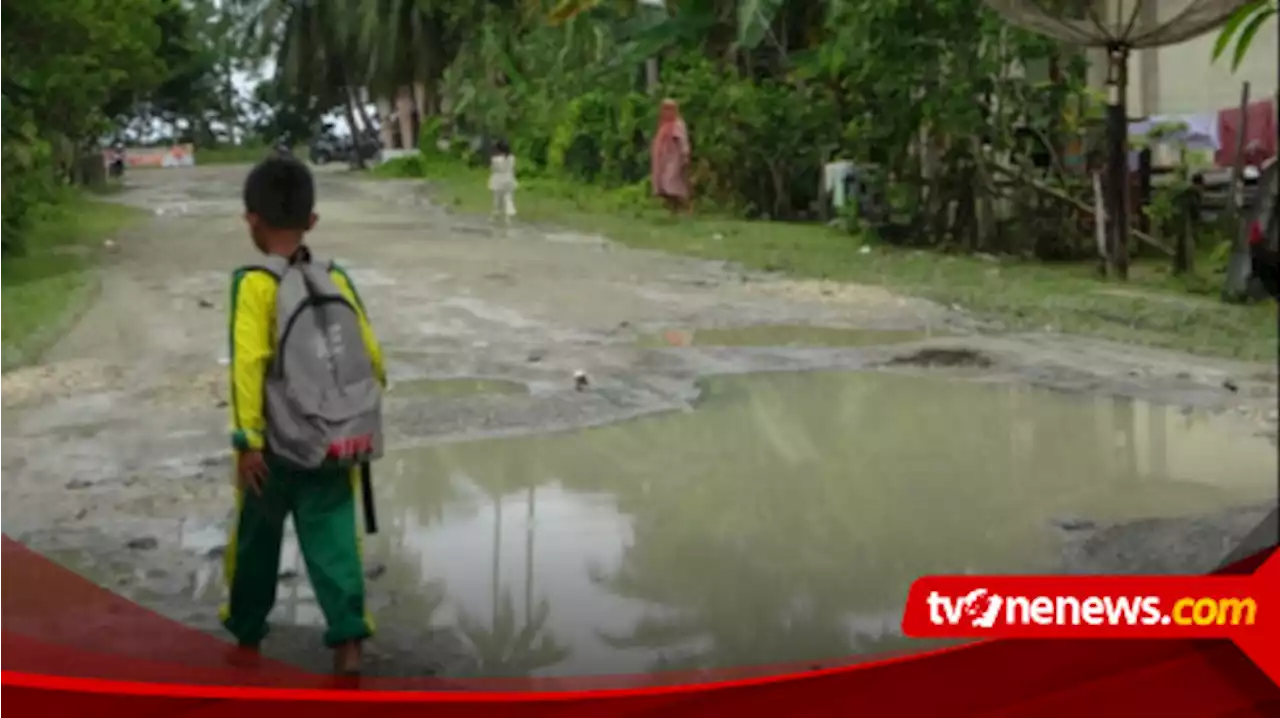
[{"x1": 489, "y1": 154, "x2": 517, "y2": 192}]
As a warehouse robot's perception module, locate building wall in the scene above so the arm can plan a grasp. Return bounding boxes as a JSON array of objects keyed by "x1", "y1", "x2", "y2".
[
  {"x1": 1147, "y1": 6, "x2": 1277, "y2": 116},
  {"x1": 1082, "y1": 4, "x2": 1277, "y2": 118}
]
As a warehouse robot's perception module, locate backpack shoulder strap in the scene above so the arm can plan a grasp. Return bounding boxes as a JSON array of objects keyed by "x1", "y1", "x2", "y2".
[
  {"x1": 238, "y1": 252, "x2": 290, "y2": 280},
  {"x1": 238, "y1": 254, "x2": 292, "y2": 281}
]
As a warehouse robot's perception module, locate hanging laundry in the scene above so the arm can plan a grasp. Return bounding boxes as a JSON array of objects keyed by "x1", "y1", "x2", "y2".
[
  {"x1": 1127, "y1": 113, "x2": 1221, "y2": 151},
  {"x1": 1215, "y1": 99, "x2": 1277, "y2": 168},
  {"x1": 1127, "y1": 113, "x2": 1221, "y2": 170}
]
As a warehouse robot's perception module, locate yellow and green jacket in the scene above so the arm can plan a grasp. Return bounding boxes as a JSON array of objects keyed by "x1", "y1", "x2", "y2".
[{"x1": 227, "y1": 263, "x2": 386, "y2": 452}]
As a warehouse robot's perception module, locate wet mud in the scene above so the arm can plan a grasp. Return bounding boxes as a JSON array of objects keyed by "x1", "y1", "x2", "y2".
[
  {"x1": 636, "y1": 326, "x2": 938, "y2": 349},
  {"x1": 2, "y1": 165, "x2": 1276, "y2": 679}
]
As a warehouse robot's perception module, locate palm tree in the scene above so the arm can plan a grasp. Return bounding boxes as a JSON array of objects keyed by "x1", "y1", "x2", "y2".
[
  {"x1": 452, "y1": 485, "x2": 572, "y2": 677},
  {"x1": 236, "y1": 0, "x2": 376, "y2": 162},
  {"x1": 456, "y1": 590, "x2": 572, "y2": 677}
]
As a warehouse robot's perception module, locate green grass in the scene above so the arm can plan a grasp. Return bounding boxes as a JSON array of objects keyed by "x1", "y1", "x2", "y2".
[
  {"x1": 2, "y1": 194, "x2": 147, "y2": 370},
  {"x1": 403, "y1": 154, "x2": 1277, "y2": 362}
]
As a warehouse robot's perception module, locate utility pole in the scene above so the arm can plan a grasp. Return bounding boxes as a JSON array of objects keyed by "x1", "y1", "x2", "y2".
[{"x1": 639, "y1": 0, "x2": 666, "y2": 94}]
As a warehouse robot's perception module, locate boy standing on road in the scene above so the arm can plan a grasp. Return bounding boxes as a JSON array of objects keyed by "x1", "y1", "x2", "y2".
[{"x1": 221, "y1": 156, "x2": 387, "y2": 675}]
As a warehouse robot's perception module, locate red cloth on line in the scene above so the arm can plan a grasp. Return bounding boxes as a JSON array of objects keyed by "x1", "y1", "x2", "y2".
[{"x1": 1215, "y1": 98, "x2": 1276, "y2": 168}]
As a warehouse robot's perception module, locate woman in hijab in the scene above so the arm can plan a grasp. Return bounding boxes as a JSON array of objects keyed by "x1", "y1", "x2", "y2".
[{"x1": 650, "y1": 98, "x2": 691, "y2": 214}]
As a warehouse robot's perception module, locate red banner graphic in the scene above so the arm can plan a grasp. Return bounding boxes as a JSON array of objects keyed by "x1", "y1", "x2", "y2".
[
  {"x1": 902, "y1": 556, "x2": 1279, "y2": 689},
  {"x1": 3, "y1": 537, "x2": 1278, "y2": 714}
]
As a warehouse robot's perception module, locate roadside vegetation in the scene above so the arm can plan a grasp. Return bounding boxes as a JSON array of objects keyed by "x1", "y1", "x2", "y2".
[
  {"x1": 377, "y1": 153, "x2": 1278, "y2": 361},
  {"x1": 1, "y1": 194, "x2": 146, "y2": 370},
  {"x1": 5, "y1": 1, "x2": 1275, "y2": 367}
]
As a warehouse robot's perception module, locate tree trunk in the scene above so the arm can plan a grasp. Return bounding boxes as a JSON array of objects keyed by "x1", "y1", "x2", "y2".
[
  {"x1": 413, "y1": 81, "x2": 427, "y2": 119},
  {"x1": 352, "y1": 88, "x2": 376, "y2": 138},
  {"x1": 1223, "y1": 82, "x2": 1254, "y2": 301},
  {"x1": 341, "y1": 95, "x2": 367, "y2": 170},
  {"x1": 396, "y1": 86, "x2": 416, "y2": 151},
  {"x1": 376, "y1": 96, "x2": 395, "y2": 150}
]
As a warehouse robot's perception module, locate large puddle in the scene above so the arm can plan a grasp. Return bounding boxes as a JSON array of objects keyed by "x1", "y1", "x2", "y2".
[{"x1": 319, "y1": 372, "x2": 1275, "y2": 677}]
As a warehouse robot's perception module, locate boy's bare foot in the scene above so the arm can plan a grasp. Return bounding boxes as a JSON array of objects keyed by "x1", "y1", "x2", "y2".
[{"x1": 333, "y1": 640, "x2": 363, "y2": 675}]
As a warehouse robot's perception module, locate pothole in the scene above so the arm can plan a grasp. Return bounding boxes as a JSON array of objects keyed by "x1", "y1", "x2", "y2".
[
  {"x1": 886, "y1": 347, "x2": 993, "y2": 368},
  {"x1": 638, "y1": 325, "x2": 938, "y2": 348}
]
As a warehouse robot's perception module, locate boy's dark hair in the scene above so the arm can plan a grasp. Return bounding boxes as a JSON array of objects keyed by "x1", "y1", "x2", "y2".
[
  {"x1": 492, "y1": 138, "x2": 511, "y2": 156},
  {"x1": 243, "y1": 156, "x2": 315, "y2": 230}
]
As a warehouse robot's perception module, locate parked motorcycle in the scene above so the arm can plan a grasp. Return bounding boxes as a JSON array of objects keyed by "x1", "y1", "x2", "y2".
[
  {"x1": 309, "y1": 132, "x2": 342, "y2": 165},
  {"x1": 108, "y1": 144, "x2": 126, "y2": 178},
  {"x1": 349, "y1": 129, "x2": 382, "y2": 167}
]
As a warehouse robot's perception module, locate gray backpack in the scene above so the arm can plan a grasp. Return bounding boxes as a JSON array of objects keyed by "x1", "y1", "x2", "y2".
[{"x1": 248, "y1": 254, "x2": 384, "y2": 469}]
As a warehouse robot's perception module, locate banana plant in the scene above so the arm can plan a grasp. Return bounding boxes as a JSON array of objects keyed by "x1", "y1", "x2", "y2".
[{"x1": 1212, "y1": 0, "x2": 1277, "y2": 71}]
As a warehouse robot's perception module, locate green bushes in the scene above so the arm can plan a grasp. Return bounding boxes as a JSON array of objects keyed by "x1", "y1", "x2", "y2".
[
  {"x1": 0, "y1": 131, "x2": 57, "y2": 257},
  {"x1": 420, "y1": 1, "x2": 1112, "y2": 256},
  {"x1": 424, "y1": 48, "x2": 843, "y2": 220},
  {"x1": 371, "y1": 154, "x2": 429, "y2": 178},
  {"x1": 3, "y1": 0, "x2": 170, "y2": 255}
]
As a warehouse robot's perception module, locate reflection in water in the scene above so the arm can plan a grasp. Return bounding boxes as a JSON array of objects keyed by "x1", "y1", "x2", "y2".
[{"x1": 365, "y1": 372, "x2": 1277, "y2": 677}]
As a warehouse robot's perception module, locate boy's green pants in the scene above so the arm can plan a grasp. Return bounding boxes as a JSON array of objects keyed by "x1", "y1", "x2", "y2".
[{"x1": 220, "y1": 453, "x2": 374, "y2": 648}]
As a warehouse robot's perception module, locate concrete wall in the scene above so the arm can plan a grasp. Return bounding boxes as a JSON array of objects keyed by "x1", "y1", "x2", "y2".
[
  {"x1": 1144, "y1": 5, "x2": 1277, "y2": 116},
  {"x1": 1088, "y1": 3, "x2": 1279, "y2": 117}
]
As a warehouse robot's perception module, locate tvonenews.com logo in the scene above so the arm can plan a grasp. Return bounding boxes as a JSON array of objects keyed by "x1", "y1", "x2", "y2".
[{"x1": 925, "y1": 589, "x2": 1258, "y2": 629}]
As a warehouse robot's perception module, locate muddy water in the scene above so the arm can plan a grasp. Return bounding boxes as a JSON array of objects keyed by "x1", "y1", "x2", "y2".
[
  {"x1": 637, "y1": 325, "x2": 936, "y2": 348},
  {"x1": 357, "y1": 371, "x2": 1276, "y2": 678}
]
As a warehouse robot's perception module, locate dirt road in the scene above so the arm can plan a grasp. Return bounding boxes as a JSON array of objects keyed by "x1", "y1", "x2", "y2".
[{"x1": 2, "y1": 164, "x2": 1276, "y2": 678}]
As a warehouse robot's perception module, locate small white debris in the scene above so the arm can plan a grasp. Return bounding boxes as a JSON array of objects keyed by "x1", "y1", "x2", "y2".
[
  {"x1": 859, "y1": 245, "x2": 872, "y2": 255},
  {"x1": 103, "y1": 238, "x2": 117, "y2": 252},
  {"x1": 217, "y1": 356, "x2": 230, "y2": 366},
  {"x1": 712, "y1": 233, "x2": 724, "y2": 241}
]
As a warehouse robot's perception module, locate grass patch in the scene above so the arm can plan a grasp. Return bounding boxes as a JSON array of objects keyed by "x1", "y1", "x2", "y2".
[
  {"x1": 396, "y1": 155, "x2": 1278, "y2": 361},
  {"x1": 2, "y1": 194, "x2": 147, "y2": 370}
]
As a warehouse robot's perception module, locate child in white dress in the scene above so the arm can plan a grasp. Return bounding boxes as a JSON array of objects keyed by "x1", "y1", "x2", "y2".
[{"x1": 488, "y1": 139, "x2": 517, "y2": 223}]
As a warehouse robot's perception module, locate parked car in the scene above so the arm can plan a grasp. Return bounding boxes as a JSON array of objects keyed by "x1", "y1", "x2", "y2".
[{"x1": 309, "y1": 129, "x2": 381, "y2": 167}]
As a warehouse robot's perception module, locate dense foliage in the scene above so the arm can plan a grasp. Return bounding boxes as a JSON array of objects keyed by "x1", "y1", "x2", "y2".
[
  {"x1": 429, "y1": 1, "x2": 1110, "y2": 258},
  {"x1": 231, "y1": 1, "x2": 1112, "y2": 256},
  {"x1": 1, "y1": 0, "x2": 244, "y2": 253}
]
